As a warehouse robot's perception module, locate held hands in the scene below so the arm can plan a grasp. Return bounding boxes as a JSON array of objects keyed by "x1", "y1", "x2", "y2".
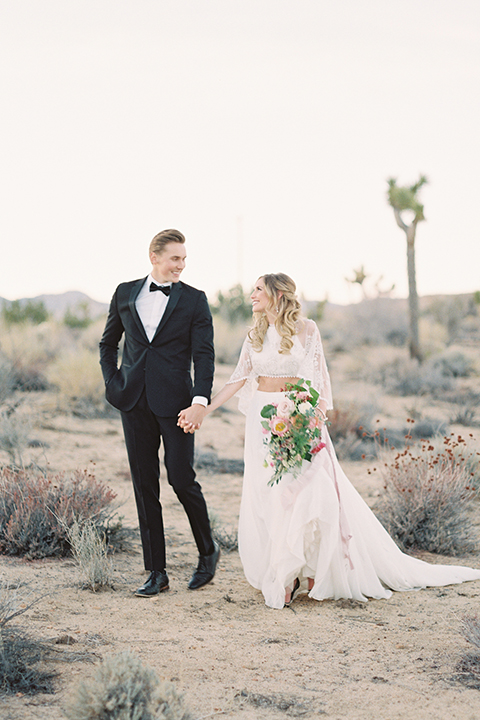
[{"x1": 177, "y1": 404, "x2": 207, "y2": 434}]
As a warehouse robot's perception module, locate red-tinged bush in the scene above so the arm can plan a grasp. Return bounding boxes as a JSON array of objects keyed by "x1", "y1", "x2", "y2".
[
  {"x1": 373, "y1": 427, "x2": 480, "y2": 555},
  {"x1": 0, "y1": 468, "x2": 116, "y2": 559}
]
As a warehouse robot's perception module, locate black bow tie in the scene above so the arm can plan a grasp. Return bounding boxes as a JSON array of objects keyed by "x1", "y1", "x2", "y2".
[{"x1": 150, "y1": 282, "x2": 171, "y2": 296}]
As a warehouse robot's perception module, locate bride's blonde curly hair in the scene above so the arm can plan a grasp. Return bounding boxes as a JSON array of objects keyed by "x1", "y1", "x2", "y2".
[{"x1": 248, "y1": 273, "x2": 303, "y2": 354}]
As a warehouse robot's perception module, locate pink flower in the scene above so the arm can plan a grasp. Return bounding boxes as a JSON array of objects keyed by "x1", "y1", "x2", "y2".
[
  {"x1": 296, "y1": 391, "x2": 310, "y2": 401},
  {"x1": 311, "y1": 441, "x2": 326, "y2": 454},
  {"x1": 269, "y1": 416, "x2": 291, "y2": 437},
  {"x1": 277, "y1": 397, "x2": 295, "y2": 416}
]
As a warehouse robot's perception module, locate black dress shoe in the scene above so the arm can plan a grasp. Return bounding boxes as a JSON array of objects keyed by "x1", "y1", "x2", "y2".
[
  {"x1": 188, "y1": 541, "x2": 220, "y2": 590},
  {"x1": 135, "y1": 570, "x2": 169, "y2": 597}
]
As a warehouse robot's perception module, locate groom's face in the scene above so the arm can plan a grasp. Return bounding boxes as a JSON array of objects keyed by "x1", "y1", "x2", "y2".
[{"x1": 150, "y1": 242, "x2": 186, "y2": 284}]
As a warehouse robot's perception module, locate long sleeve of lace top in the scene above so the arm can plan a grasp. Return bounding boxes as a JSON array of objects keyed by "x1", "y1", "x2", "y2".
[{"x1": 298, "y1": 320, "x2": 333, "y2": 410}]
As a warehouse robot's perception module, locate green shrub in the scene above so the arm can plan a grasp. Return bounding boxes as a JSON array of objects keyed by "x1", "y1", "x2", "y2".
[
  {"x1": 2, "y1": 300, "x2": 49, "y2": 326},
  {"x1": 64, "y1": 302, "x2": 93, "y2": 330}
]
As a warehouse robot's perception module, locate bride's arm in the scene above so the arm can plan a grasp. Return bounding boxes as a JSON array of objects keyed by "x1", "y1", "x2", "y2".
[
  {"x1": 178, "y1": 379, "x2": 246, "y2": 431},
  {"x1": 205, "y1": 378, "x2": 247, "y2": 416}
]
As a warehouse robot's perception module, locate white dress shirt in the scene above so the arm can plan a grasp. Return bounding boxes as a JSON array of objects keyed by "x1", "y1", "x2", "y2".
[{"x1": 135, "y1": 275, "x2": 207, "y2": 408}]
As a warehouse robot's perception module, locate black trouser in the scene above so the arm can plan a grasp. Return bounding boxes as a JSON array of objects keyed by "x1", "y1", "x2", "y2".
[{"x1": 120, "y1": 389, "x2": 214, "y2": 571}]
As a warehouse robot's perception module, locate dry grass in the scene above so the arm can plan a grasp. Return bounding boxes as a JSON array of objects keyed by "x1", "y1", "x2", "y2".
[
  {"x1": 46, "y1": 348, "x2": 110, "y2": 417},
  {"x1": 67, "y1": 520, "x2": 114, "y2": 591}
]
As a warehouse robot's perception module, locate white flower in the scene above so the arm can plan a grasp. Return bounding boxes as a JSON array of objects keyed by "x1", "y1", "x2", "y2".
[
  {"x1": 298, "y1": 402, "x2": 311, "y2": 415},
  {"x1": 277, "y1": 397, "x2": 295, "y2": 416}
]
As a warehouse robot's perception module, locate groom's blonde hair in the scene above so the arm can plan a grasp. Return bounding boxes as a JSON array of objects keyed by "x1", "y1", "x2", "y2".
[{"x1": 149, "y1": 229, "x2": 186, "y2": 255}]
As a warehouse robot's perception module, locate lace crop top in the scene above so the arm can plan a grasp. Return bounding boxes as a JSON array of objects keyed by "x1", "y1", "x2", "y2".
[{"x1": 226, "y1": 319, "x2": 333, "y2": 414}]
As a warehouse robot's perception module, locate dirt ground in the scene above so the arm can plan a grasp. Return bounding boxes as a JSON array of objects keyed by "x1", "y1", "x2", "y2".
[{"x1": 1, "y1": 364, "x2": 480, "y2": 720}]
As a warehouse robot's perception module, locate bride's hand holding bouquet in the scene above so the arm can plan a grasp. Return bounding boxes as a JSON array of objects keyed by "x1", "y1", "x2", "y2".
[{"x1": 260, "y1": 379, "x2": 328, "y2": 486}]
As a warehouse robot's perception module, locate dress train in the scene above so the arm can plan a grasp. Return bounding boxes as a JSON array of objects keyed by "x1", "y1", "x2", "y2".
[{"x1": 238, "y1": 391, "x2": 480, "y2": 609}]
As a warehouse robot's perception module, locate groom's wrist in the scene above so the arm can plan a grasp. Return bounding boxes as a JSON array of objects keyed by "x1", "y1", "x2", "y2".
[{"x1": 192, "y1": 396, "x2": 208, "y2": 407}]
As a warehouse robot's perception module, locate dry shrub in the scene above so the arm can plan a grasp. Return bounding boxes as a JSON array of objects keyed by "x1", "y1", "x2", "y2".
[
  {"x1": 0, "y1": 627, "x2": 56, "y2": 695},
  {"x1": 67, "y1": 520, "x2": 114, "y2": 591},
  {"x1": 456, "y1": 614, "x2": 480, "y2": 687},
  {"x1": 321, "y1": 298, "x2": 409, "y2": 351},
  {"x1": 373, "y1": 428, "x2": 479, "y2": 555},
  {"x1": 0, "y1": 579, "x2": 56, "y2": 695},
  {"x1": 0, "y1": 405, "x2": 33, "y2": 465},
  {"x1": 0, "y1": 322, "x2": 64, "y2": 391},
  {"x1": 209, "y1": 512, "x2": 238, "y2": 553},
  {"x1": 372, "y1": 356, "x2": 454, "y2": 396},
  {"x1": 327, "y1": 400, "x2": 376, "y2": 460},
  {"x1": 65, "y1": 650, "x2": 192, "y2": 720},
  {"x1": 46, "y1": 348, "x2": 110, "y2": 417},
  {"x1": 0, "y1": 357, "x2": 15, "y2": 404},
  {"x1": 0, "y1": 468, "x2": 117, "y2": 559}
]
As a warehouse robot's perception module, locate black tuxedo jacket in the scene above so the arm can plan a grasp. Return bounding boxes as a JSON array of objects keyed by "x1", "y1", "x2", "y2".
[{"x1": 99, "y1": 278, "x2": 214, "y2": 416}]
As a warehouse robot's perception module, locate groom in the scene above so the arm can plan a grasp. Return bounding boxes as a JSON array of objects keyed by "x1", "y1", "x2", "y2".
[{"x1": 99, "y1": 229, "x2": 219, "y2": 596}]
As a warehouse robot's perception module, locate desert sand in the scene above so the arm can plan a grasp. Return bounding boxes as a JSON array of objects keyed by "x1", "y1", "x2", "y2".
[{"x1": 1, "y1": 363, "x2": 479, "y2": 720}]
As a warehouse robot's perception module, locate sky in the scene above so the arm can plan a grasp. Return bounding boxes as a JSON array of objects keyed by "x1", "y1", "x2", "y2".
[{"x1": 1, "y1": 0, "x2": 479, "y2": 306}]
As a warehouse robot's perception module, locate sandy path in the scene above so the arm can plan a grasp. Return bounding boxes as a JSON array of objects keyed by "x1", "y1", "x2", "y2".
[{"x1": 1, "y1": 372, "x2": 479, "y2": 719}]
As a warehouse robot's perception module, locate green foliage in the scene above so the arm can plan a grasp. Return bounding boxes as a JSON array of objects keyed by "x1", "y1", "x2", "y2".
[
  {"x1": 211, "y1": 284, "x2": 251, "y2": 324},
  {"x1": 64, "y1": 301, "x2": 93, "y2": 329},
  {"x1": 387, "y1": 175, "x2": 428, "y2": 222},
  {"x1": 2, "y1": 299, "x2": 49, "y2": 326}
]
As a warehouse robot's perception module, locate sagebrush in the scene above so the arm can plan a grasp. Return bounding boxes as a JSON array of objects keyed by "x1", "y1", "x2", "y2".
[
  {"x1": 373, "y1": 425, "x2": 479, "y2": 555},
  {"x1": 456, "y1": 614, "x2": 480, "y2": 688},
  {"x1": 0, "y1": 468, "x2": 117, "y2": 559},
  {"x1": 65, "y1": 650, "x2": 192, "y2": 720}
]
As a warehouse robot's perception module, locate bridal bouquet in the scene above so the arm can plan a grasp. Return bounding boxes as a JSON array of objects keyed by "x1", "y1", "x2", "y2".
[{"x1": 260, "y1": 379, "x2": 327, "y2": 486}]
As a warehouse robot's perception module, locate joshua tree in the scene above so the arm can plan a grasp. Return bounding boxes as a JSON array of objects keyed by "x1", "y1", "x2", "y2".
[
  {"x1": 387, "y1": 175, "x2": 428, "y2": 361},
  {"x1": 346, "y1": 265, "x2": 369, "y2": 299}
]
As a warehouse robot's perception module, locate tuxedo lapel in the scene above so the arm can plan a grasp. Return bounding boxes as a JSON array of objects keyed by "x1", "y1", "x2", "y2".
[
  {"x1": 152, "y1": 281, "x2": 182, "y2": 341},
  {"x1": 128, "y1": 278, "x2": 149, "y2": 341}
]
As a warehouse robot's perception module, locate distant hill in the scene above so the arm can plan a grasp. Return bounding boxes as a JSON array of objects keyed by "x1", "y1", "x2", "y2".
[{"x1": 0, "y1": 291, "x2": 109, "y2": 320}]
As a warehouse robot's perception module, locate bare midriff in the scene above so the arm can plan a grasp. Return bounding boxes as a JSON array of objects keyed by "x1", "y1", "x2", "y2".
[{"x1": 257, "y1": 376, "x2": 300, "y2": 392}]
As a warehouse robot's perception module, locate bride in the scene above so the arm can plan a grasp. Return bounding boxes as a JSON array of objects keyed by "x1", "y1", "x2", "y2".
[{"x1": 182, "y1": 273, "x2": 480, "y2": 609}]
